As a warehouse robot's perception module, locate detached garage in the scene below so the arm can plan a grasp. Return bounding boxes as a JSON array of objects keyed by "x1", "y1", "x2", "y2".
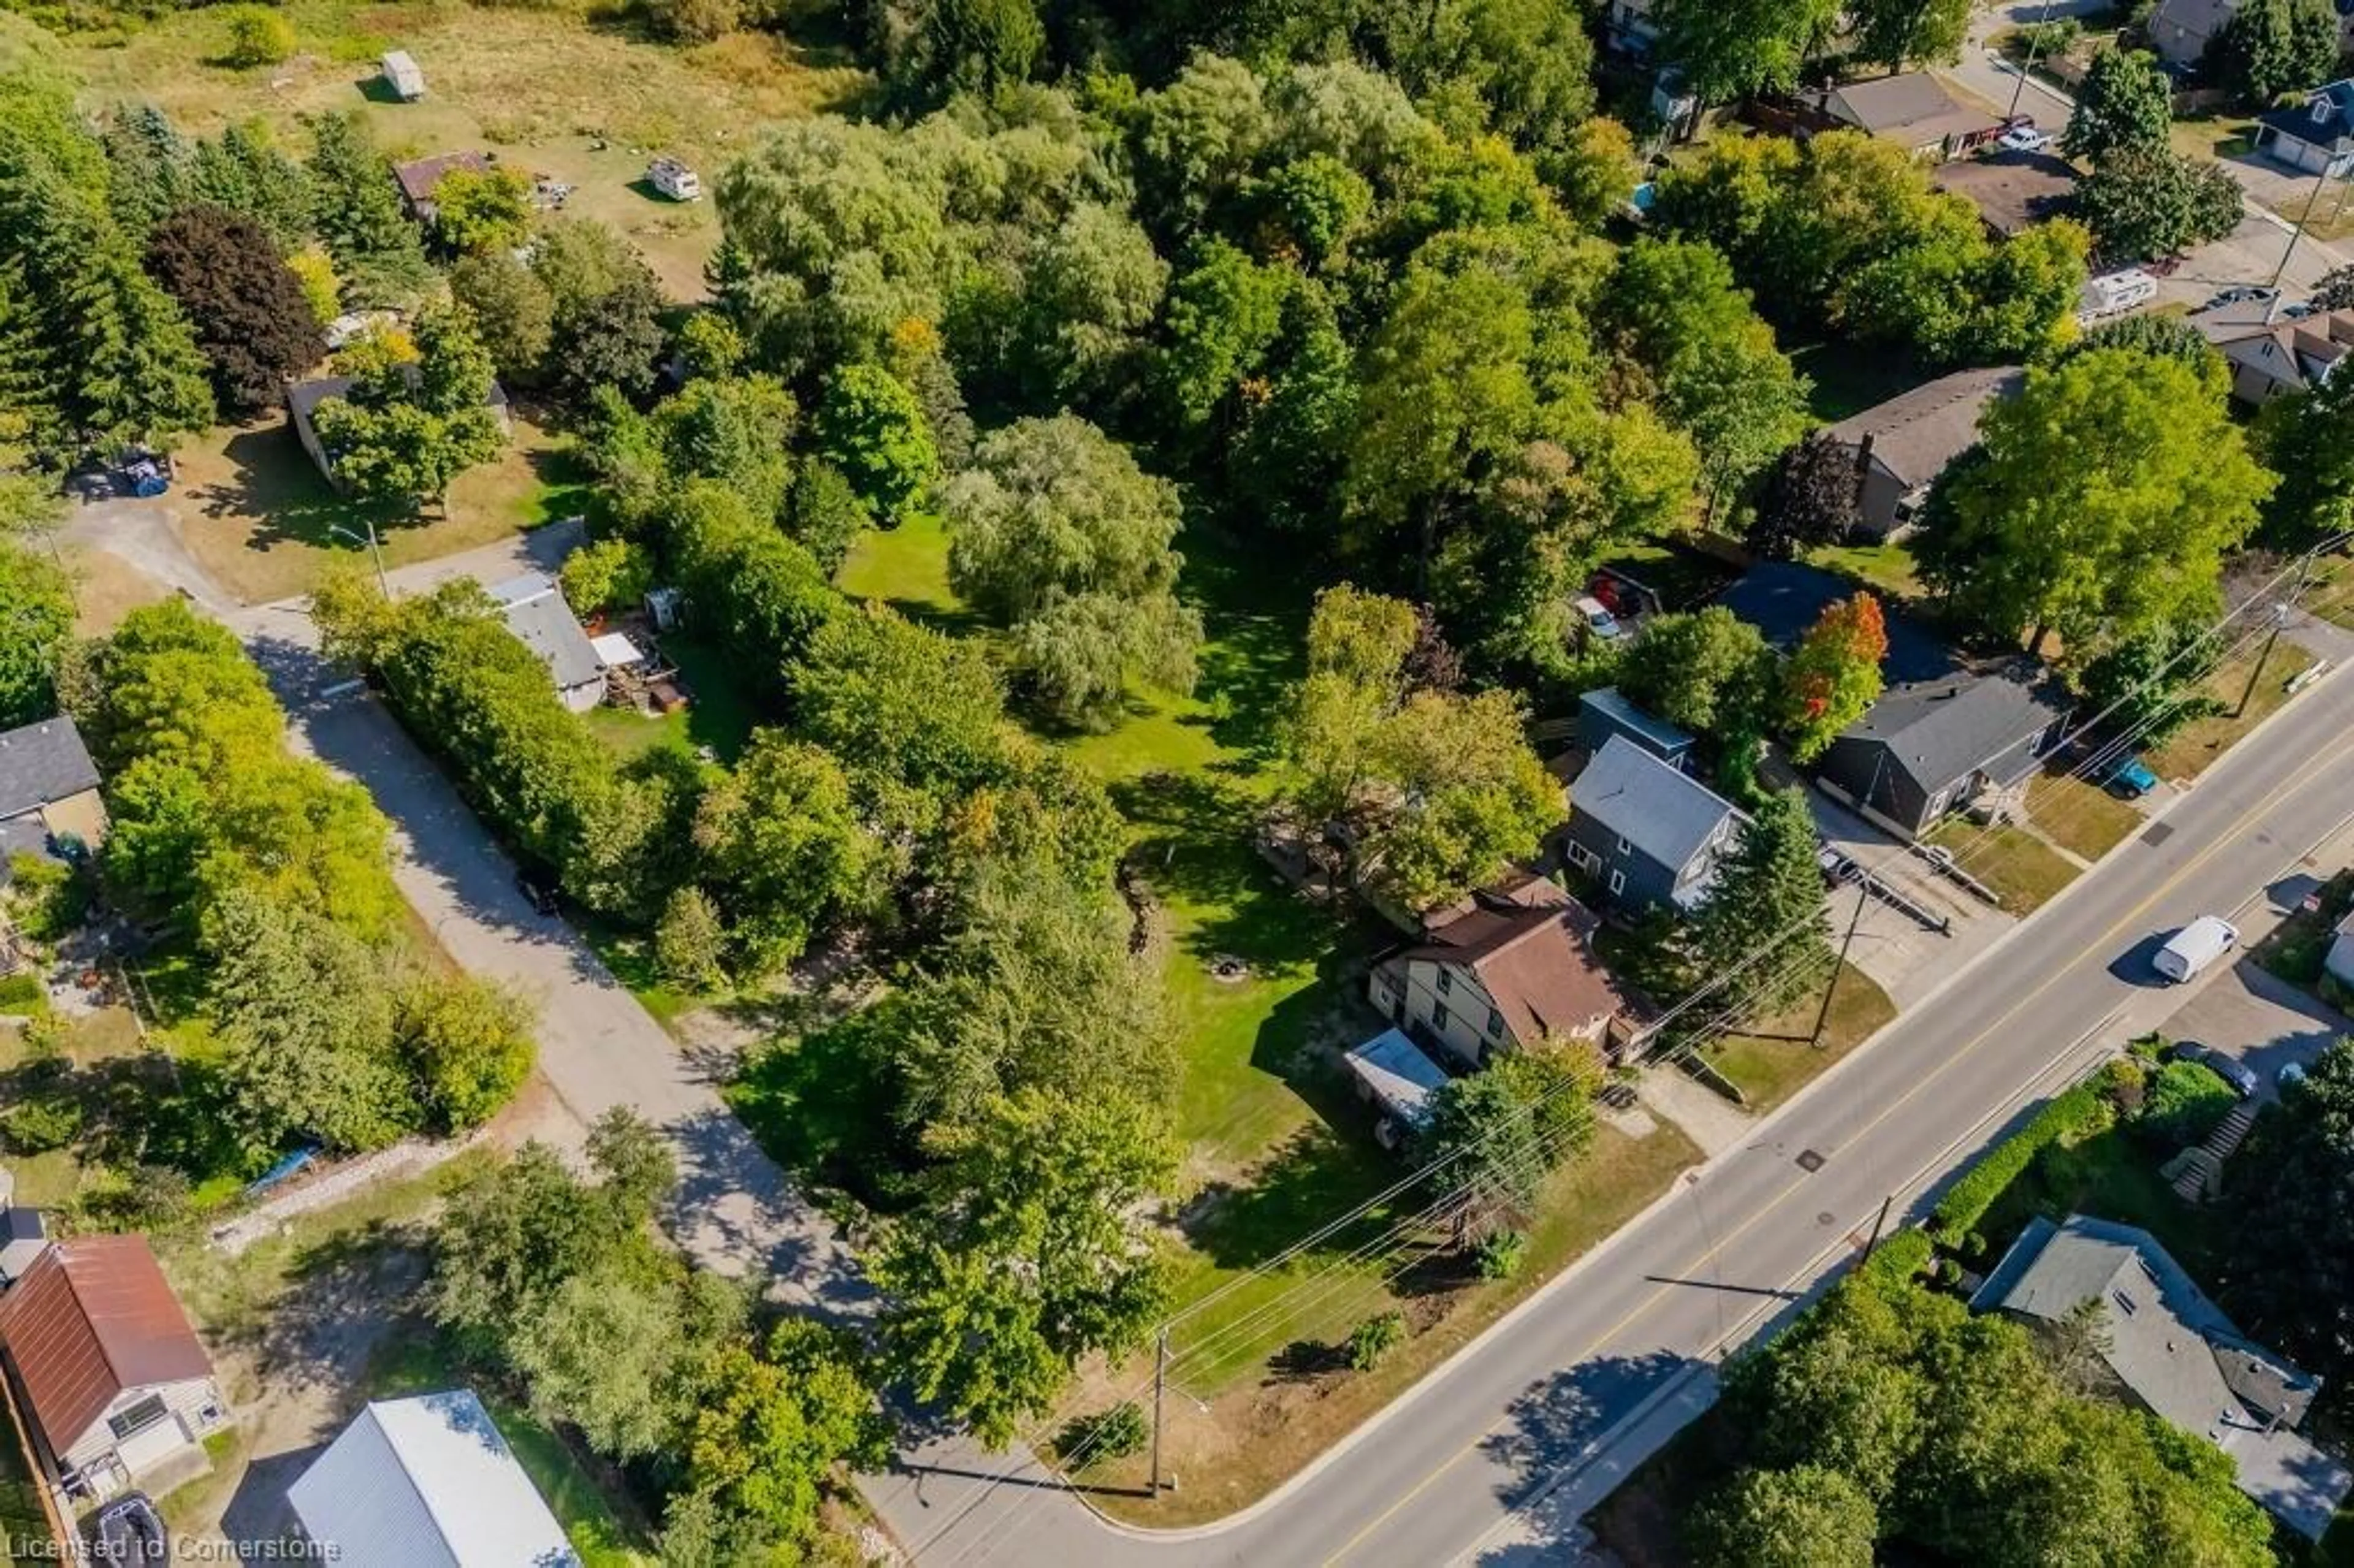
[{"x1": 288, "y1": 1389, "x2": 578, "y2": 1567}]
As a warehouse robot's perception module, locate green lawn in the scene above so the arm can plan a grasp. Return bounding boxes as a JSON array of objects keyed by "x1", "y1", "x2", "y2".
[
  {"x1": 370, "y1": 1328, "x2": 655, "y2": 1568},
  {"x1": 1808, "y1": 539, "x2": 1922, "y2": 604},
  {"x1": 0, "y1": 1383, "x2": 50, "y2": 1558},
  {"x1": 582, "y1": 634, "x2": 758, "y2": 766},
  {"x1": 2146, "y1": 639, "x2": 2318, "y2": 783},
  {"x1": 1705, "y1": 962, "x2": 1898, "y2": 1113},
  {"x1": 837, "y1": 511, "x2": 964, "y2": 625},
  {"x1": 1923, "y1": 820, "x2": 2080, "y2": 915},
  {"x1": 2026, "y1": 770, "x2": 2143, "y2": 863}
]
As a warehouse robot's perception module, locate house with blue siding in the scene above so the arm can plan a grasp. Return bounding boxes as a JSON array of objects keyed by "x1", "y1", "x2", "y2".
[{"x1": 1560, "y1": 736, "x2": 1744, "y2": 914}]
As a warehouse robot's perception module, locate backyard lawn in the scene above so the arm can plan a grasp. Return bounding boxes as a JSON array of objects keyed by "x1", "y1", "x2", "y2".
[
  {"x1": 64, "y1": 0, "x2": 866, "y2": 299},
  {"x1": 1923, "y1": 820, "x2": 2079, "y2": 916},
  {"x1": 1789, "y1": 338, "x2": 1930, "y2": 424},
  {"x1": 1808, "y1": 539, "x2": 1922, "y2": 604},
  {"x1": 171, "y1": 412, "x2": 589, "y2": 604}
]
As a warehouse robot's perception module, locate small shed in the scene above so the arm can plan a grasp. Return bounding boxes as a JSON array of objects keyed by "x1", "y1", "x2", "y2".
[
  {"x1": 1344, "y1": 1028, "x2": 1450, "y2": 1147},
  {"x1": 647, "y1": 156, "x2": 702, "y2": 201},
  {"x1": 381, "y1": 50, "x2": 426, "y2": 102}
]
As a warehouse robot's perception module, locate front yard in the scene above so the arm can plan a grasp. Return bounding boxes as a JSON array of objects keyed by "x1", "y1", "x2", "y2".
[
  {"x1": 170, "y1": 411, "x2": 588, "y2": 606},
  {"x1": 1923, "y1": 820, "x2": 2080, "y2": 916},
  {"x1": 2146, "y1": 637, "x2": 2319, "y2": 782},
  {"x1": 1702, "y1": 961, "x2": 1898, "y2": 1113}
]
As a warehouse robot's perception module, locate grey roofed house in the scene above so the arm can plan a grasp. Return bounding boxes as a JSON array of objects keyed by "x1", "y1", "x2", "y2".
[
  {"x1": 2147, "y1": 0, "x2": 2238, "y2": 64},
  {"x1": 2326, "y1": 907, "x2": 2354, "y2": 989},
  {"x1": 2190, "y1": 302, "x2": 2354, "y2": 406},
  {"x1": 1716, "y1": 563, "x2": 2068, "y2": 838},
  {"x1": 486, "y1": 572, "x2": 608, "y2": 714},
  {"x1": 0, "y1": 717, "x2": 100, "y2": 827},
  {"x1": 1974, "y1": 1214, "x2": 2352, "y2": 1541},
  {"x1": 1560, "y1": 735, "x2": 1744, "y2": 913},
  {"x1": 1822, "y1": 72, "x2": 2002, "y2": 157},
  {"x1": 1821, "y1": 366, "x2": 2024, "y2": 539},
  {"x1": 1930, "y1": 150, "x2": 2082, "y2": 239}
]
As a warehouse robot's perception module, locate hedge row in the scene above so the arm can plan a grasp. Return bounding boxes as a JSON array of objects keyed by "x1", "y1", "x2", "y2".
[{"x1": 1931, "y1": 1083, "x2": 2112, "y2": 1236}]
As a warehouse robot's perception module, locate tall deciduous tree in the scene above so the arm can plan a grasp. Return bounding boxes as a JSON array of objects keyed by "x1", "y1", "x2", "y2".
[
  {"x1": 945, "y1": 414, "x2": 1202, "y2": 727},
  {"x1": 395, "y1": 973, "x2": 536, "y2": 1132},
  {"x1": 1747, "y1": 432, "x2": 1861, "y2": 560},
  {"x1": 1616, "y1": 607, "x2": 1775, "y2": 739},
  {"x1": 1916, "y1": 349, "x2": 2272, "y2": 660},
  {"x1": 2062, "y1": 49, "x2": 2174, "y2": 162},
  {"x1": 0, "y1": 541, "x2": 71, "y2": 727},
  {"x1": 1653, "y1": 0, "x2": 1843, "y2": 105},
  {"x1": 692, "y1": 731, "x2": 876, "y2": 976},
  {"x1": 531, "y1": 219, "x2": 667, "y2": 403},
  {"x1": 143, "y1": 204, "x2": 325, "y2": 417},
  {"x1": 874, "y1": 1088, "x2": 1179, "y2": 1447},
  {"x1": 450, "y1": 250, "x2": 555, "y2": 382},
  {"x1": 1690, "y1": 1464, "x2": 1878, "y2": 1568},
  {"x1": 2255, "y1": 339, "x2": 2354, "y2": 546},
  {"x1": 1415, "y1": 1040, "x2": 1602, "y2": 1239},
  {"x1": 311, "y1": 299, "x2": 505, "y2": 508},
  {"x1": 2211, "y1": 0, "x2": 2341, "y2": 105},
  {"x1": 432, "y1": 166, "x2": 533, "y2": 255},
  {"x1": 2076, "y1": 145, "x2": 2244, "y2": 261},
  {"x1": 1691, "y1": 789, "x2": 1832, "y2": 1011},
  {"x1": 1779, "y1": 593, "x2": 1887, "y2": 764},
  {"x1": 813, "y1": 361, "x2": 935, "y2": 523},
  {"x1": 2220, "y1": 1037, "x2": 2354, "y2": 1388},
  {"x1": 1851, "y1": 0, "x2": 1973, "y2": 71}
]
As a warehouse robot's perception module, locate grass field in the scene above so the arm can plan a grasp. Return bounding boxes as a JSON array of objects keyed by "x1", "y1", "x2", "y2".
[
  {"x1": 64, "y1": 1, "x2": 867, "y2": 298},
  {"x1": 171, "y1": 411, "x2": 588, "y2": 604},
  {"x1": 1924, "y1": 820, "x2": 2079, "y2": 915},
  {"x1": 1808, "y1": 539, "x2": 1923, "y2": 604},
  {"x1": 1789, "y1": 338, "x2": 1930, "y2": 424},
  {"x1": 2146, "y1": 639, "x2": 2318, "y2": 782}
]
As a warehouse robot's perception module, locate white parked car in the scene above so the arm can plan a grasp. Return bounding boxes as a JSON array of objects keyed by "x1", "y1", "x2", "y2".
[
  {"x1": 1996, "y1": 124, "x2": 2052, "y2": 153},
  {"x1": 1573, "y1": 595, "x2": 1623, "y2": 640}
]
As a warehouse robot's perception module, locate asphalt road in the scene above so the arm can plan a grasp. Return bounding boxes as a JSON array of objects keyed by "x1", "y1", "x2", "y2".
[{"x1": 873, "y1": 661, "x2": 2354, "y2": 1566}]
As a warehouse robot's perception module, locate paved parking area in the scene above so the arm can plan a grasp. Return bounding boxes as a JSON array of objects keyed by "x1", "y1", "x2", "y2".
[
  {"x1": 1805, "y1": 791, "x2": 2017, "y2": 1009},
  {"x1": 2161, "y1": 959, "x2": 2353, "y2": 1099}
]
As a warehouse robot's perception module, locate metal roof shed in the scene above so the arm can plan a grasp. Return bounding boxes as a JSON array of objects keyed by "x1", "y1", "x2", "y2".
[
  {"x1": 1344, "y1": 1029, "x2": 1450, "y2": 1130},
  {"x1": 288, "y1": 1390, "x2": 579, "y2": 1567}
]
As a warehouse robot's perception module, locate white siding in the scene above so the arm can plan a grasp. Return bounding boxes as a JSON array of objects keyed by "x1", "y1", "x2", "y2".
[{"x1": 58, "y1": 1376, "x2": 224, "y2": 1493}]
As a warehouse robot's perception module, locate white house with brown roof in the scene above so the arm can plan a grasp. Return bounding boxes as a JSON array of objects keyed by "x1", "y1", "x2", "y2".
[
  {"x1": 1367, "y1": 872, "x2": 1637, "y2": 1070},
  {"x1": 2192, "y1": 302, "x2": 2354, "y2": 406},
  {"x1": 0, "y1": 1236, "x2": 229, "y2": 1501}
]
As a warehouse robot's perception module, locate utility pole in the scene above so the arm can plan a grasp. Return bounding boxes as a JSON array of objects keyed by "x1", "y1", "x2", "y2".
[
  {"x1": 1149, "y1": 1327, "x2": 1169, "y2": 1496},
  {"x1": 2265, "y1": 168, "x2": 2336, "y2": 321},
  {"x1": 2234, "y1": 555, "x2": 2312, "y2": 717},
  {"x1": 1862, "y1": 1193, "x2": 1895, "y2": 1258},
  {"x1": 1811, "y1": 867, "x2": 1870, "y2": 1049},
  {"x1": 2006, "y1": 0, "x2": 2060, "y2": 123},
  {"x1": 329, "y1": 519, "x2": 390, "y2": 598}
]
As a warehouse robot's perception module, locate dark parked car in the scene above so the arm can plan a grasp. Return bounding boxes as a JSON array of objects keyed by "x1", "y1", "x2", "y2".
[
  {"x1": 2174, "y1": 1041, "x2": 2260, "y2": 1098},
  {"x1": 86, "y1": 1493, "x2": 167, "y2": 1564}
]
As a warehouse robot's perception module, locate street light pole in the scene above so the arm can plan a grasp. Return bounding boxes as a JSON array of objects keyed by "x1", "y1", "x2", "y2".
[{"x1": 329, "y1": 518, "x2": 389, "y2": 597}]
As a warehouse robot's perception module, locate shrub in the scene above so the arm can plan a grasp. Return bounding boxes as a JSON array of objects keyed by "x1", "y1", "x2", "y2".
[
  {"x1": 1347, "y1": 1311, "x2": 1406, "y2": 1371},
  {"x1": 2016, "y1": 17, "x2": 2082, "y2": 56},
  {"x1": 1050, "y1": 1401, "x2": 1147, "y2": 1467},
  {"x1": 1932, "y1": 1083, "x2": 2111, "y2": 1236},
  {"x1": 219, "y1": 5, "x2": 296, "y2": 66},
  {"x1": 0, "y1": 1095, "x2": 82, "y2": 1154},
  {"x1": 1474, "y1": 1228, "x2": 1528, "y2": 1280},
  {"x1": 656, "y1": 886, "x2": 726, "y2": 990},
  {"x1": 558, "y1": 536, "x2": 654, "y2": 618},
  {"x1": 2097, "y1": 1056, "x2": 2147, "y2": 1115},
  {"x1": 0, "y1": 972, "x2": 45, "y2": 1014},
  {"x1": 2139, "y1": 1059, "x2": 2236, "y2": 1147}
]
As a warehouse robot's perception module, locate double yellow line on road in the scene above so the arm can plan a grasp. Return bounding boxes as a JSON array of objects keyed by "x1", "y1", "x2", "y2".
[{"x1": 1324, "y1": 716, "x2": 2354, "y2": 1567}]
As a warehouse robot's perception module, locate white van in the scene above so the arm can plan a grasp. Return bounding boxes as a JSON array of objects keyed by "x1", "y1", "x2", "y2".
[
  {"x1": 2153, "y1": 915, "x2": 2239, "y2": 984},
  {"x1": 2076, "y1": 268, "x2": 2158, "y2": 324}
]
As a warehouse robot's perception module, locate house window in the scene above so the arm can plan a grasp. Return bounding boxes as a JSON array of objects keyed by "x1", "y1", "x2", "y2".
[
  {"x1": 1616, "y1": 835, "x2": 1631, "y2": 854},
  {"x1": 1433, "y1": 1003, "x2": 1452, "y2": 1033},
  {"x1": 1609, "y1": 869, "x2": 1626, "y2": 896},
  {"x1": 1569, "y1": 842, "x2": 1601, "y2": 874},
  {"x1": 107, "y1": 1395, "x2": 169, "y2": 1442},
  {"x1": 1436, "y1": 969, "x2": 1454, "y2": 995},
  {"x1": 1487, "y1": 1008, "x2": 1506, "y2": 1037}
]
